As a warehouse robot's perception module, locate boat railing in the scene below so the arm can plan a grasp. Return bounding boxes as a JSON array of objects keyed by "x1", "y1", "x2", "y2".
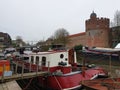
[
  {"x1": 12, "y1": 59, "x2": 50, "y2": 73},
  {"x1": 0, "y1": 62, "x2": 49, "y2": 83}
]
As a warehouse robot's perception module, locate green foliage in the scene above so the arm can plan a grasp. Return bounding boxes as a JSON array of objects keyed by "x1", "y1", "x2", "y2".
[
  {"x1": 74, "y1": 44, "x2": 83, "y2": 51},
  {"x1": 40, "y1": 45, "x2": 50, "y2": 51}
]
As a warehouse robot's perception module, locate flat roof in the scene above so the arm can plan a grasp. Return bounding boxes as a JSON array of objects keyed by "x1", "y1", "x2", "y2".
[{"x1": 91, "y1": 47, "x2": 120, "y2": 53}]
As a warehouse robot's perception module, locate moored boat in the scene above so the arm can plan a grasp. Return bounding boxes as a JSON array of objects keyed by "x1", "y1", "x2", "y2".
[
  {"x1": 13, "y1": 48, "x2": 107, "y2": 90},
  {"x1": 81, "y1": 78, "x2": 120, "y2": 90}
]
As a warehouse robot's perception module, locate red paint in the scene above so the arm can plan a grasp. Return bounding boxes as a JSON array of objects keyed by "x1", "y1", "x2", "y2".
[{"x1": 38, "y1": 67, "x2": 106, "y2": 90}]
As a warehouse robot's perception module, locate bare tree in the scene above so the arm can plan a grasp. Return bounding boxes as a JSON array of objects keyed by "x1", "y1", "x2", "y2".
[
  {"x1": 111, "y1": 10, "x2": 120, "y2": 27},
  {"x1": 53, "y1": 28, "x2": 69, "y2": 46},
  {"x1": 114, "y1": 10, "x2": 120, "y2": 26}
]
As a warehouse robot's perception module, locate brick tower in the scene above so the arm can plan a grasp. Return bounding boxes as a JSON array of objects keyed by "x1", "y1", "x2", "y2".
[{"x1": 85, "y1": 11, "x2": 110, "y2": 48}]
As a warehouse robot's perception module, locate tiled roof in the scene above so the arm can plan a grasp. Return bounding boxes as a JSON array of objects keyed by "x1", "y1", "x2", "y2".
[{"x1": 68, "y1": 32, "x2": 85, "y2": 38}]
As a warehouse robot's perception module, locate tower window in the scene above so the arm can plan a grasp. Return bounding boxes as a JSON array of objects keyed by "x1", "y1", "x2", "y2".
[{"x1": 89, "y1": 32, "x2": 91, "y2": 36}]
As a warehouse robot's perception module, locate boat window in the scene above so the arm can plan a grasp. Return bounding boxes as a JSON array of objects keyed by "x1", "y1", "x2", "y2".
[
  {"x1": 36, "y1": 56, "x2": 39, "y2": 64},
  {"x1": 42, "y1": 57, "x2": 46, "y2": 66},
  {"x1": 31, "y1": 56, "x2": 34, "y2": 64},
  {"x1": 60, "y1": 54, "x2": 64, "y2": 59},
  {"x1": 23, "y1": 57, "x2": 29, "y2": 60},
  {"x1": 65, "y1": 58, "x2": 67, "y2": 61}
]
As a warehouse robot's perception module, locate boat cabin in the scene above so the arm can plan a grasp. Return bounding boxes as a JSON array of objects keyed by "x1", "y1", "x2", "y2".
[
  {"x1": 27, "y1": 50, "x2": 76, "y2": 67},
  {"x1": 22, "y1": 49, "x2": 77, "y2": 73}
]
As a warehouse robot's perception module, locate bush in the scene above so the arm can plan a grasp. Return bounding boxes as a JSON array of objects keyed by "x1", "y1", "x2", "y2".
[{"x1": 74, "y1": 45, "x2": 83, "y2": 51}]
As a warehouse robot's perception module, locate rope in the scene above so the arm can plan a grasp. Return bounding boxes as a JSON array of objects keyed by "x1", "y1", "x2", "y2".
[
  {"x1": 23, "y1": 78, "x2": 34, "y2": 90},
  {"x1": 54, "y1": 75, "x2": 62, "y2": 90}
]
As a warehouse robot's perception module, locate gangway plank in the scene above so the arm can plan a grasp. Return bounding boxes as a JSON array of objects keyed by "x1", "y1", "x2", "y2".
[{"x1": 0, "y1": 71, "x2": 48, "y2": 82}]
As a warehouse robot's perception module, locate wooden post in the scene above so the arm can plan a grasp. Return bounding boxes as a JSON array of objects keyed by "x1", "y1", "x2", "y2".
[
  {"x1": 36, "y1": 63, "x2": 38, "y2": 75},
  {"x1": 118, "y1": 51, "x2": 120, "y2": 61},
  {"x1": 29, "y1": 62, "x2": 31, "y2": 72},
  {"x1": 21, "y1": 62, "x2": 24, "y2": 79},
  {"x1": 109, "y1": 53, "x2": 112, "y2": 76},
  {"x1": 39, "y1": 61, "x2": 41, "y2": 71},
  {"x1": 15, "y1": 61, "x2": 18, "y2": 74},
  {"x1": 48, "y1": 61, "x2": 50, "y2": 72},
  {"x1": 80, "y1": 52, "x2": 86, "y2": 77},
  {"x1": 82, "y1": 54, "x2": 85, "y2": 77},
  {"x1": 2, "y1": 64, "x2": 5, "y2": 82}
]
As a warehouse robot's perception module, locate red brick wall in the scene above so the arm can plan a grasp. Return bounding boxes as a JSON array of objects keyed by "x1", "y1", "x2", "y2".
[
  {"x1": 67, "y1": 12, "x2": 111, "y2": 49},
  {"x1": 67, "y1": 32, "x2": 86, "y2": 48},
  {"x1": 85, "y1": 13, "x2": 110, "y2": 48},
  {"x1": 86, "y1": 29, "x2": 110, "y2": 47}
]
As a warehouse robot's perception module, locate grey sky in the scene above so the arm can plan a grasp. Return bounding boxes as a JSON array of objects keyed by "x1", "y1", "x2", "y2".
[{"x1": 0, "y1": 0, "x2": 119, "y2": 43}]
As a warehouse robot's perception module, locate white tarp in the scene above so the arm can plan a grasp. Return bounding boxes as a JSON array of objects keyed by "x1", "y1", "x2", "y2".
[{"x1": 115, "y1": 43, "x2": 120, "y2": 48}]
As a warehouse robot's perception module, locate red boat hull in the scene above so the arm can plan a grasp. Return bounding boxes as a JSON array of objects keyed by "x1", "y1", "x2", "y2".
[{"x1": 38, "y1": 68, "x2": 106, "y2": 90}]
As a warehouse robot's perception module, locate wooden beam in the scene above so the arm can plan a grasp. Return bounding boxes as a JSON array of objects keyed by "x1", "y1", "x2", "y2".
[{"x1": 0, "y1": 71, "x2": 48, "y2": 82}]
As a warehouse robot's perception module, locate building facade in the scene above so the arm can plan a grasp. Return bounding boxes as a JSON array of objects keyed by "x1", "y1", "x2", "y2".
[
  {"x1": 85, "y1": 12, "x2": 110, "y2": 48},
  {"x1": 67, "y1": 32, "x2": 86, "y2": 49},
  {"x1": 0, "y1": 32, "x2": 12, "y2": 49},
  {"x1": 111, "y1": 26, "x2": 120, "y2": 47},
  {"x1": 67, "y1": 12, "x2": 111, "y2": 49}
]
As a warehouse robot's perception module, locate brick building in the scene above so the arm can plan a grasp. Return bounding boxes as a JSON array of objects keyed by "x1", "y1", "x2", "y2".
[
  {"x1": 0, "y1": 32, "x2": 12, "y2": 49},
  {"x1": 86, "y1": 12, "x2": 110, "y2": 48},
  {"x1": 67, "y1": 12, "x2": 111, "y2": 49}
]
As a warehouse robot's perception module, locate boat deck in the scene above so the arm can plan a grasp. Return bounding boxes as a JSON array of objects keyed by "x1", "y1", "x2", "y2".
[{"x1": 82, "y1": 78, "x2": 120, "y2": 90}]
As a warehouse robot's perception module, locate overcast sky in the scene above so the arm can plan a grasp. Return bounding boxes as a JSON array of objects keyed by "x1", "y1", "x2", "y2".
[{"x1": 0, "y1": 0, "x2": 120, "y2": 43}]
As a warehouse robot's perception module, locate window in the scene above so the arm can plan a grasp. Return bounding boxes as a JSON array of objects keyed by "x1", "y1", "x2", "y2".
[
  {"x1": 0, "y1": 37, "x2": 4, "y2": 42},
  {"x1": 89, "y1": 32, "x2": 90, "y2": 36},
  {"x1": 31, "y1": 56, "x2": 34, "y2": 64},
  {"x1": 23, "y1": 57, "x2": 29, "y2": 60},
  {"x1": 65, "y1": 58, "x2": 67, "y2": 61},
  {"x1": 60, "y1": 54, "x2": 64, "y2": 59},
  {"x1": 36, "y1": 56, "x2": 39, "y2": 64},
  {"x1": 42, "y1": 57, "x2": 46, "y2": 66}
]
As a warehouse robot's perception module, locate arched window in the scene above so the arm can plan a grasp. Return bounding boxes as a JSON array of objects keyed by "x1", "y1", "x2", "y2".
[
  {"x1": 36, "y1": 56, "x2": 39, "y2": 65},
  {"x1": 42, "y1": 57, "x2": 46, "y2": 66},
  {"x1": 31, "y1": 56, "x2": 34, "y2": 64}
]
